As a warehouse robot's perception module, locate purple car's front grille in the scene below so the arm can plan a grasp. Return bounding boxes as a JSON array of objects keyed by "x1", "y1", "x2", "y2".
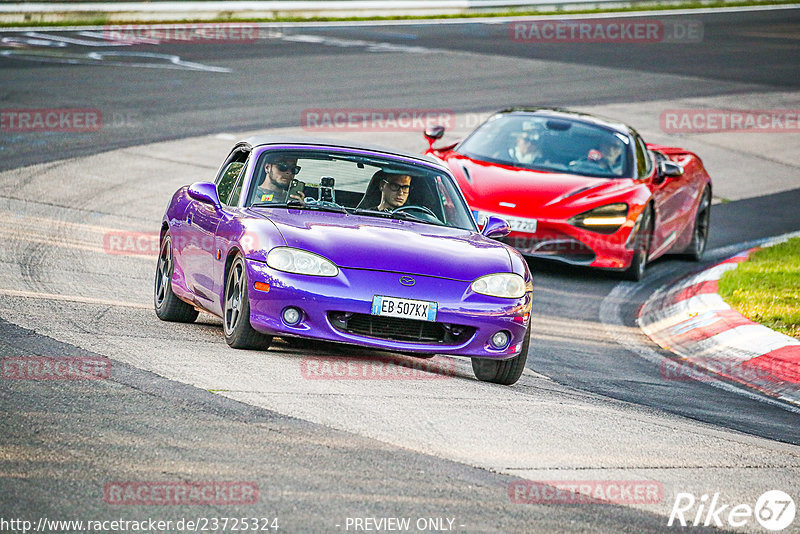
[{"x1": 328, "y1": 313, "x2": 474, "y2": 345}]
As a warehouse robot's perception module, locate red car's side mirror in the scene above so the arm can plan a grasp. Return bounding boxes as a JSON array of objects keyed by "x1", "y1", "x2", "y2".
[
  {"x1": 424, "y1": 125, "x2": 446, "y2": 150},
  {"x1": 654, "y1": 160, "x2": 684, "y2": 184}
]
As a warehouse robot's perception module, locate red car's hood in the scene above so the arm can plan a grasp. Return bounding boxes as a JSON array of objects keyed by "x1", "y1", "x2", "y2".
[{"x1": 444, "y1": 153, "x2": 628, "y2": 213}]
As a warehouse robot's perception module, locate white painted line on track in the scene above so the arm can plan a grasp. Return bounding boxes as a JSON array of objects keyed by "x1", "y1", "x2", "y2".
[
  {"x1": 0, "y1": 49, "x2": 231, "y2": 72},
  {"x1": 23, "y1": 31, "x2": 134, "y2": 47},
  {"x1": 0, "y1": 288, "x2": 149, "y2": 309}
]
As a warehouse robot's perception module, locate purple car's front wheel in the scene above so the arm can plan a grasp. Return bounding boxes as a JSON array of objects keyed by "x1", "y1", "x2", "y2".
[
  {"x1": 471, "y1": 323, "x2": 530, "y2": 385},
  {"x1": 223, "y1": 255, "x2": 272, "y2": 350}
]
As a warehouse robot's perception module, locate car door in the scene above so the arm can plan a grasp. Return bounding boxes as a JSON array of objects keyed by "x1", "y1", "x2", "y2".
[
  {"x1": 639, "y1": 136, "x2": 682, "y2": 254},
  {"x1": 209, "y1": 154, "x2": 250, "y2": 311},
  {"x1": 183, "y1": 147, "x2": 249, "y2": 309}
]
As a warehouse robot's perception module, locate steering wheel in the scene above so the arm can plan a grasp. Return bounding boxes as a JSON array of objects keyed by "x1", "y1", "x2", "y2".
[
  {"x1": 392, "y1": 205, "x2": 441, "y2": 223},
  {"x1": 568, "y1": 157, "x2": 611, "y2": 173},
  {"x1": 393, "y1": 205, "x2": 436, "y2": 217}
]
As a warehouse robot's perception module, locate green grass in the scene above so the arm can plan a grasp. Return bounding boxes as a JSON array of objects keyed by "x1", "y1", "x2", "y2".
[
  {"x1": 718, "y1": 237, "x2": 800, "y2": 339},
  {"x1": 1, "y1": 0, "x2": 799, "y2": 28}
]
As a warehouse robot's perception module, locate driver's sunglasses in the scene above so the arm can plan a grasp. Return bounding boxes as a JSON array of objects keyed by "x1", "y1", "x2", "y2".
[
  {"x1": 383, "y1": 179, "x2": 411, "y2": 193},
  {"x1": 275, "y1": 162, "x2": 301, "y2": 174}
]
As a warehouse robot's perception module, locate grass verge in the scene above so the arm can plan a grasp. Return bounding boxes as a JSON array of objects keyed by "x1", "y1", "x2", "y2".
[
  {"x1": 718, "y1": 237, "x2": 800, "y2": 339},
  {"x1": 0, "y1": 0, "x2": 798, "y2": 28}
]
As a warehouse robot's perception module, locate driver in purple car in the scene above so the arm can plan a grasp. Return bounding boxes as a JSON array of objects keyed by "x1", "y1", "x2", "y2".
[
  {"x1": 369, "y1": 171, "x2": 411, "y2": 212},
  {"x1": 254, "y1": 155, "x2": 305, "y2": 203}
]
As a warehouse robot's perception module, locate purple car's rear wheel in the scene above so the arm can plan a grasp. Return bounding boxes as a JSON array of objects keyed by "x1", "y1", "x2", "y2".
[
  {"x1": 223, "y1": 255, "x2": 272, "y2": 350},
  {"x1": 471, "y1": 323, "x2": 530, "y2": 385},
  {"x1": 154, "y1": 233, "x2": 199, "y2": 323}
]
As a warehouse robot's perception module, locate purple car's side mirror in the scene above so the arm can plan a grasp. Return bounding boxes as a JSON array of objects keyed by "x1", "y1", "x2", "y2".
[
  {"x1": 187, "y1": 182, "x2": 221, "y2": 210},
  {"x1": 482, "y1": 216, "x2": 511, "y2": 239},
  {"x1": 424, "y1": 125, "x2": 446, "y2": 149}
]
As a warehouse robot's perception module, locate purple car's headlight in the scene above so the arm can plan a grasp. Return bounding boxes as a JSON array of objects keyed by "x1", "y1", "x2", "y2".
[
  {"x1": 267, "y1": 247, "x2": 339, "y2": 277},
  {"x1": 471, "y1": 273, "x2": 526, "y2": 299}
]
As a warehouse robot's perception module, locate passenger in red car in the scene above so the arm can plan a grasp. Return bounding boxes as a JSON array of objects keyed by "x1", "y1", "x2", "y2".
[{"x1": 509, "y1": 131, "x2": 542, "y2": 164}]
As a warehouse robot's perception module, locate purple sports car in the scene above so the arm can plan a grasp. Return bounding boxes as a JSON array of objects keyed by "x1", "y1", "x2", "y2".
[{"x1": 154, "y1": 137, "x2": 533, "y2": 385}]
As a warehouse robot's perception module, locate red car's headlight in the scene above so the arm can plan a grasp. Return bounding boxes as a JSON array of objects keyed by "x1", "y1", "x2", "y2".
[{"x1": 569, "y1": 203, "x2": 629, "y2": 234}]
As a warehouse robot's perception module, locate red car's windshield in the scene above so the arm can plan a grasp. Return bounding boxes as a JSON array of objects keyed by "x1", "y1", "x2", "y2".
[{"x1": 457, "y1": 114, "x2": 633, "y2": 178}]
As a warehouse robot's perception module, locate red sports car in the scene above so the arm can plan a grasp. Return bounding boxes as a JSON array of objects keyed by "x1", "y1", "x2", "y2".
[{"x1": 423, "y1": 108, "x2": 712, "y2": 280}]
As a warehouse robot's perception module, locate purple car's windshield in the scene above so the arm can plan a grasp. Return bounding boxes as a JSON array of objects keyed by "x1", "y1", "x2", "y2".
[
  {"x1": 247, "y1": 149, "x2": 477, "y2": 231},
  {"x1": 457, "y1": 114, "x2": 633, "y2": 178}
]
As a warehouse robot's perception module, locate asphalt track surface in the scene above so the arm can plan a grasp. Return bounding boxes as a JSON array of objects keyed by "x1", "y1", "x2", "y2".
[{"x1": 1, "y1": 8, "x2": 800, "y2": 533}]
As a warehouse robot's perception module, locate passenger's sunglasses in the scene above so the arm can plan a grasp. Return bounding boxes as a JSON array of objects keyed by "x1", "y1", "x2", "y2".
[
  {"x1": 382, "y1": 180, "x2": 411, "y2": 193},
  {"x1": 274, "y1": 162, "x2": 301, "y2": 174}
]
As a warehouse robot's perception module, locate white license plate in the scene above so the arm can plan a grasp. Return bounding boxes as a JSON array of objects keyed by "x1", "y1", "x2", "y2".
[
  {"x1": 476, "y1": 212, "x2": 536, "y2": 234},
  {"x1": 371, "y1": 295, "x2": 438, "y2": 322},
  {"x1": 505, "y1": 217, "x2": 537, "y2": 233}
]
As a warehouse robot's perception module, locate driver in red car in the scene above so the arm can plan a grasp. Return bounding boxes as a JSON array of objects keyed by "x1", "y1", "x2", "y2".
[
  {"x1": 587, "y1": 137, "x2": 624, "y2": 174},
  {"x1": 369, "y1": 171, "x2": 412, "y2": 212}
]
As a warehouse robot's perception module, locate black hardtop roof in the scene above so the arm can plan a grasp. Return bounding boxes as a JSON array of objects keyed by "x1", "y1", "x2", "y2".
[{"x1": 239, "y1": 135, "x2": 445, "y2": 168}]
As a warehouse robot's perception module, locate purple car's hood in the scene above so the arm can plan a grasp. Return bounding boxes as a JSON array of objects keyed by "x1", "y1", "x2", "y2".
[{"x1": 247, "y1": 209, "x2": 512, "y2": 281}]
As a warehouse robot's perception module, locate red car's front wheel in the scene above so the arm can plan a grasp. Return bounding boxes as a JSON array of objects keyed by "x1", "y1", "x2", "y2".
[{"x1": 624, "y1": 206, "x2": 654, "y2": 282}]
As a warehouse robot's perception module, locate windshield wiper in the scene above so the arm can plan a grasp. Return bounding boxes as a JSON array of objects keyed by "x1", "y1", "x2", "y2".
[
  {"x1": 253, "y1": 200, "x2": 348, "y2": 214},
  {"x1": 351, "y1": 207, "x2": 444, "y2": 226},
  {"x1": 350, "y1": 208, "x2": 393, "y2": 218}
]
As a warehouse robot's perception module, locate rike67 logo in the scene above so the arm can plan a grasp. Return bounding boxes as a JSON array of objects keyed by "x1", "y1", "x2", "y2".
[{"x1": 668, "y1": 490, "x2": 796, "y2": 531}]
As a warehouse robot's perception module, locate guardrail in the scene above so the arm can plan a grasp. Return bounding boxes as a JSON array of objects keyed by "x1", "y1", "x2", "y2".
[{"x1": 0, "y1": 0, "x2": 689, "y2": 24}]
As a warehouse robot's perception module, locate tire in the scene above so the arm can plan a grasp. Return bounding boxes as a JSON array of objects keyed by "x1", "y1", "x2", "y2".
[
  {"x1": 154, "y1": 233, "x2": 199, "y2": 323},
  {"x1": 684, "y1": 186, "x2": 711, "y2": 261},
  {"x1": 471, "y1": 323, "x2": 530, "y2": 385},
  {"x1": 223, "y1": 255, "x2": 272, "y2": 350},
  {"x1": 623, "y1": 206, "x2": 653, "y2": 282}
]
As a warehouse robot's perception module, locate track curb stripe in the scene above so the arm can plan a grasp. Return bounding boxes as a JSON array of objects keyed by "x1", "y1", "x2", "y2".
[{"x1": 638, "y1": 245, "x2": 800, "y2": 405}]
